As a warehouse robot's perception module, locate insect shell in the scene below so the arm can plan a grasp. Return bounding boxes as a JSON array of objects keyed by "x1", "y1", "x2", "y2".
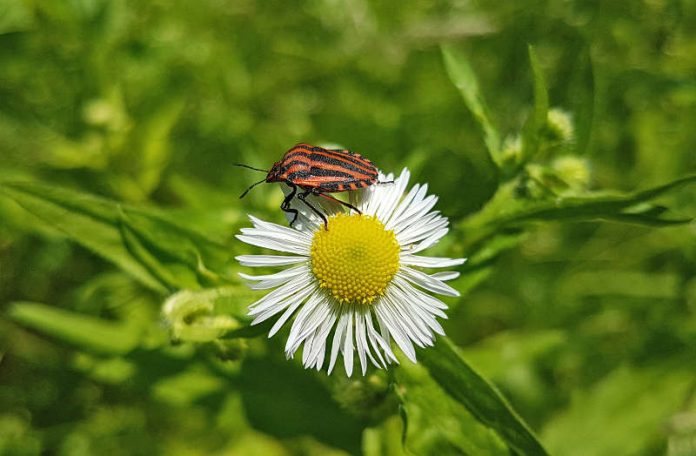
[{"x1": 235, "y1": 143, "x2": 382, "y2": 228}]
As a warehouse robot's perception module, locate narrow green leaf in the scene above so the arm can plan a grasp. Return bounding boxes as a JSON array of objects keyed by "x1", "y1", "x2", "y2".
[
  {"x1": 8, "y1": 302, "x2": 142, "y2": 355},
  {"x1": 521, "y1": 45, "x2": 549, "y2": 162},
  {"x1": 419, "y1": 337, "x2": 549, "y2": 456},
  {"x1": 568, "y1": 45, "x2": 595, "y2": 155},
  {"x1": 498, "y1": 174, "x2": 696, "y2": 226},
  {"x1": 396, "y1": 355, "x2": 508, "y2": 455},
  {"x1": 441, "y1": 45, "x2": 501, "y2": 163}
]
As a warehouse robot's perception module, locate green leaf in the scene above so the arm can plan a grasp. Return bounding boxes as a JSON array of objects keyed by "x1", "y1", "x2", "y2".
[
  {"x1": 7, "y1": 302, "x2": 142, "y2": 355},
  {"x1": 418, "y1": 337, "x2": 549, "y2": 456},
  {"x1": 568, "y1": 44, "x2": 595, "y2": 155},
  {"x1": 119, "y1": 208, "x2": 233, "y2": 287},
  {"x1": 542, "y1": 364, "x2": 693, "y2": 456},
  {"x1": 396, "y1": 358, "x2": 509, "y2": 455},
  {"x1": 0, "y1": 182, "x2": 166, "y2": 292},
  {"x1": 498, "y1": 174, "x2": 696, "y2": 226},
  {"x1": 0, "y1": 181, "x2": 234, "y2": 291},
  {"x1": 521, "y1": 45, "x2": 549, "y2": 162},
  {"x1": 0, "y1": 0, "x2": 34, "y2": 35},
  {"x1": 460, "y1": 175, "x2": 696, "y2": 251},
  {"x1": 118, "y1": 215, "x2": 200, "y2": 291},
  {"x1": 441, "y1": 44, "x2": 501, "y2": 164},
  {"x1": 161, "y1": 288, "x2": 247, "y2": 343}
]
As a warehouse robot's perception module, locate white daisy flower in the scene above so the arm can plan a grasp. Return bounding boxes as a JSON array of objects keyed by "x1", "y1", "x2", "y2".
[{"x1": 235, "y1": 168, "x2": 466, "y2": 376}]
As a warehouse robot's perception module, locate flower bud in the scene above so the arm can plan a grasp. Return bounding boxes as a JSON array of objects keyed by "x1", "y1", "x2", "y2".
[
  {"x1": 544, "y1": 108, "x2": 574, "y2": 144},
  {"x1": 162, "y1": 289, "x2": 240, "y2": 343},
  {"x1": 552, "y1": 155, "x2": 591, "y2": 191}
]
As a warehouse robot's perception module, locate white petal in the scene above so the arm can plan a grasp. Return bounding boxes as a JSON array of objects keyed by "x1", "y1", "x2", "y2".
[
  {"x1": 394, "y1": 276, "x2": 449, "y2": 312},
  {"x1": 248, "y1": 274, "x2": 314, "y2": 316},
  {"x1": 385, "y1": 181, "x2": 421, "y2": 230},
  {"x1": 343, "y1": 309, "x2": 354, "y2": 377},
  {"x1": 406, "y1": 227, "x2": 450, "y2": 254},
  {"x1": 400, "y1": 254, "x2": 467, "y2": 269},
  {"x1": 306, "y1": 310, "x2": 337, "y2": 369},
  {"x1": 396, "y1": 214, "x2": 448, "y2": 246},
  {"x1": 354, "y1": 312, "x2": 368, "y2": 375},
  {"x1": 431, "y1": 271, "x2": 460, "y2": 281},
  {"x1": 399, "y1": 267, "x2": 460, "y2": 297},
  {"x1": 374, "y1": 302, "x2": 416, "y2": 362},
  {"x1": 248, "y1": 215, "x2": 312, "y2": 241},
  {"x1": 364, "y1": 312, "x2": 393, "y2": 366},
  {"x1": 266, "y1": 295, "x2": 305, "y2": 337},
  {"x1": 383, "y1": 294, "x2": 431, "y2": 347},
  {"x1": 286, "y1": 293, "x2": 332, "y2": 354},
  {"x1": 389, "y1": 284, "x2": 445, "y2": 336},
  {"x1": 360, "y1": 170, "x2": 399, "y2": 216},
  {"x1": 236, "y1": 234, "x2": 308, "y2": 255},
  {"x1": 375, "y1": 169, "x2": 410, "y2": 221},
  {"x1": 235, "y1": 255, "x2": 307, "y2": 267},
  {"x1": 390, "y1": 185, "x2": 433, "y2": 230},
  {"x1": 246, "y1": 214, "x2": 313, "y2": 243},
  {"x1": 239, "y1": 265, "x2": 309, "y2": 290},
  {"x1": 253, "y1": 285, "x2": 315, "y2": 331},
  {"x1": 328, "y1": 312, "x2": 349, "y2": 375}
]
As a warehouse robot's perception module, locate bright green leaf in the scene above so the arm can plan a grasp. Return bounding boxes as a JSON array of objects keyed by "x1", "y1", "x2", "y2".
[
  {"x1": 0, "y1": 181, "x2": 235, "y2": 292},
  {"x1": 418, "y1": 337, "x2": 549, "y2": 456},
  {"x1": 498, "y1": 174, "x2": 696, "y2": 226},
  {"x1": 0, "y1": 182, "x2": 166, "y2": 292},
  {"x1": 396, "y1": 358, "x2": 509, "y2": 455},
  {"x1": 8, "y1": 302, "x2": 142, "y2": 355}
]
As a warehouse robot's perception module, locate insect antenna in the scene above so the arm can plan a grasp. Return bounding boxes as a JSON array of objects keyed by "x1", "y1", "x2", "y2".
[
  {"x1": 239, "y1": 178, "x2": 267, "y2": 199},
  {"x1": 233, "y1": 163, "x2": 268, "y2": 173}
]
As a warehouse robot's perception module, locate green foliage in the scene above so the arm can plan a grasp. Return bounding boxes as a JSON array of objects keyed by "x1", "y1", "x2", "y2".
[
  {"x1": 2, "y1": 1, "x2": 696, "y2": 455},
  {"x1": 418, "y1": 337, "x2": 548, "y2": 455}
]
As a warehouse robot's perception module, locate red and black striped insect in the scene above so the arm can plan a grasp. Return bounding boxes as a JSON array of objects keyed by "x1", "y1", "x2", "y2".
[{"x1": 235, "y1": 143, "x2": 386, "y2": 227}]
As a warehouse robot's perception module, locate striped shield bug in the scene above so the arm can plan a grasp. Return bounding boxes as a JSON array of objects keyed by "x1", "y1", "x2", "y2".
[{"x1": 235, "y1": 143, "x2": 389, "y2": 228}]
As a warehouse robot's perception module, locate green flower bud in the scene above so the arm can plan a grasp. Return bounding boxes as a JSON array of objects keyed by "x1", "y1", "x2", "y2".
[
  {"x1": 552, "y1": 155, "x2": 591, "y2": 191},
  {"x1": 331, "y1": 372, "x2": 399, "y2": 423},
  {"x1": 544, "y1": 108, "x2": 575, "y2": 144},
  {"x1": 162, "y1": 289, "x2": 240, "y2": 343}
]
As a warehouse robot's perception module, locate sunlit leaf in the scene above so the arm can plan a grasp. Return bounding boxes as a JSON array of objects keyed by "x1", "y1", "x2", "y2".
[
  {"x1": 418, "y1": 337, "x2": 549, "y2": 456},
  {"x1": 396, "y1": 358, "x2": 509, "y2": 455},
  {"x1": 0, "y1": 182, "x2": 166, "y2": 292},
  {"x1": 8, "y1": 302, "x2": 142, "y2": 355},
  {"x1": 0, "y1": 181, "x2": 235, "y2": 291},
  {"x1": 498, "y1": 174, "x2": 696, "y2": 226}
]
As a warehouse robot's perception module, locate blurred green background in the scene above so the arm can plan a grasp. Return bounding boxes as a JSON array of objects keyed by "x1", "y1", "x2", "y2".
[{"x1": 1, "y1": 0, "x2": 696, "y2": 455}]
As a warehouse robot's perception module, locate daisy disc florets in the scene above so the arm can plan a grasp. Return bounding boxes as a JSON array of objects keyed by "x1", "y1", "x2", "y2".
[{"x1": 236, "y1": 168, "x2": 465, "y2": 376}]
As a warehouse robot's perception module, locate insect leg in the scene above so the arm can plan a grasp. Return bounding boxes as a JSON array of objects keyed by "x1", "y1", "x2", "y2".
[
  {"x1": 281, "y1": 183, "x2": 300, "y2": 227},
  {"x1": 315, "y1": 192, "x2": 362, "y2": 215},
  {"x1": 297, "y1": 189, "x2": 329, "y2": 229}
]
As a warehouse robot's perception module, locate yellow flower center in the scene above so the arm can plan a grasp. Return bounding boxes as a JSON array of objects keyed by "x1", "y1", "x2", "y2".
[{"x1": 310, "y1": 213, "x2": 400, "y2": 305}]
